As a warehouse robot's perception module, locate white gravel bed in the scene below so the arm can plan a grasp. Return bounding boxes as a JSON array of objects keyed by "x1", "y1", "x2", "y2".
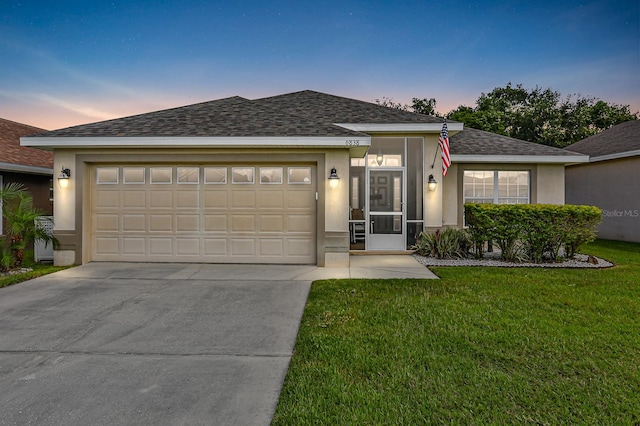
[
  {"x1": 0, "y1": 267, "x2": 33, "y2": 277},
  {"x1": 413, "y1": 252, "x2": 613, "y2": 268}
]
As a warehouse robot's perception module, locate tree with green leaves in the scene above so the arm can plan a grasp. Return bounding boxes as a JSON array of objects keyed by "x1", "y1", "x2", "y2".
[
  {"x1": 447, "y1": 83, "x2": 638, "y2": 147},
  {"x1": 0, "y1": 183, "x2": 57, "y2": 270},
  {"x1": 374, "y1": 97, "x2": 441, "y2": 117}
]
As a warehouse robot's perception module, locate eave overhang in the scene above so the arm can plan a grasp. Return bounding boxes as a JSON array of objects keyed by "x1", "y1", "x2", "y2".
[
  {"x1": 334, "y1": 122, "x2": 463, "y2": 134},
  {"x1": 0, "y1": 162, "x2": 53, "y2": 175},
  {"x1": 451, "y1": 154, "x2": 590, "y2": 164},
  {"x1": 21, "y1": 136, "x2": 372, "y2": 157}
]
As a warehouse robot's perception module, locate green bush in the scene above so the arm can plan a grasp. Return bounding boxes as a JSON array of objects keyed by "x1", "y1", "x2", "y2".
[
  {"x1": 413, "y1": 229, "x2": 471, "y2": 259},
  {"x1": 464, "y1": 203, "x2": 602, "y2": 263}
]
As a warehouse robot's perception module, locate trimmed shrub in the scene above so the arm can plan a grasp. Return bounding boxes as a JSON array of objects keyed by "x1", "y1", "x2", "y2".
[
  {"x1": 413, "y1": 228, "x2": 471, "y2": 259},
  {"x1": 464, "y1": 203, "x2": 602, "y2": 263}
]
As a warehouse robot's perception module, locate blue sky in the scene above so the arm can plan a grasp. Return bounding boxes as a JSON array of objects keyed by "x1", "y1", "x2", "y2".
[{"x1": 1, "y1": 0, "x2": 638, "y2": 130}]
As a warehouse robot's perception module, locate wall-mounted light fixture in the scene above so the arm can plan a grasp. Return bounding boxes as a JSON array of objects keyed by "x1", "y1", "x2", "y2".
[
  {"x1": 428, "y1": 174, "x2": 437, "y2": 192},
  {"x1": 58, "y1": 167, "x2": 71, "y2": 189},
  {"x1": 376, "y1": 150, "x2": 384, "y2": 166},
  {"x1": 328, "y1": 166, "x2": 340, "y2": 189}
]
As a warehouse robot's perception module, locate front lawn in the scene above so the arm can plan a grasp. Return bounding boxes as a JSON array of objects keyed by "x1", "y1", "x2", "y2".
[
  {"x1": 0, "y1": 261, "x2": 71, "y2": 289},
  {"x1": 272, "y1": 240, "x2": 640, "y2": 425}
]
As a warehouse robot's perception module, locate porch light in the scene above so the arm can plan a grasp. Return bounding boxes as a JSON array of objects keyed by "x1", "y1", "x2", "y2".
[
  {"x1": 376, "y1": 150, "x2": 384, "y2": 166},
  {"x1": 328, "y1": 166, "x2": 340, "y2": 189},
  {"x1": 428, "y1": 174, "x2": 437, "y2": 191},
  {"x1": 58, "y1": 167, "x2": 71, "y2": 189}
]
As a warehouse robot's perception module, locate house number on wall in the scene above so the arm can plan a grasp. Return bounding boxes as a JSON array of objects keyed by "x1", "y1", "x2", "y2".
[{"x1": 346, "y1": 140, "x2": 361, "y2": 146}]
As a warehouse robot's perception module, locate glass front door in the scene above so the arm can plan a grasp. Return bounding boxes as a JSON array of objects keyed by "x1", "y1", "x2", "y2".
[{"x1": 368, "y1": 169, "x2": 405, "y2": 250}]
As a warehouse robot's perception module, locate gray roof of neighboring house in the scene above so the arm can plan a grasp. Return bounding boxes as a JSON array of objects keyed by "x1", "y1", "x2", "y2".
[
  {"x1": 28, "y1": 89, "x2": 580, "y2": 159},
  {"x1": 450, "y1": 127, "x2": 579, "y2": 157},
  {"x1": 564, "y1": 120, "x2": 640, "y2": 158}
]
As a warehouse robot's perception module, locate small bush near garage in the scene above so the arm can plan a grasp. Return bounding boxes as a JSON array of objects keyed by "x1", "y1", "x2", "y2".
[{"x1": 465, "y1": 203, "x2": 602, "y2": 262}]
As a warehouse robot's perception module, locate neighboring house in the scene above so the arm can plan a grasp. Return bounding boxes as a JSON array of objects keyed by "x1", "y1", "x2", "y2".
[
  {"x1": 565, "y1": 120, "x2": 640, "y2": 243},
  {"x1": 0, "y1": 117, "x2": 53, "y2": 236},
  {"x1": 21, "y1": 90, "x2": 587, "y2": 267}
]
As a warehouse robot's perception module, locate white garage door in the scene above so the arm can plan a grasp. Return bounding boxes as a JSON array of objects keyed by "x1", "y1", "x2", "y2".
[{"x1": 90, "y1": 164, "x2": 317, "y2": 264}]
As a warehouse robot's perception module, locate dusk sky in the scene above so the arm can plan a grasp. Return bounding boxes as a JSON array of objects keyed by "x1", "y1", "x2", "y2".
[{"x1": 1, "y1": 0, "x2": 638, "y2": 130}]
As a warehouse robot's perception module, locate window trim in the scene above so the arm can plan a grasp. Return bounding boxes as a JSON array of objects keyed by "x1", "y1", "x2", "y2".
[{"x1": 463, "y1": 170, "x2": 530, "y2": 205}]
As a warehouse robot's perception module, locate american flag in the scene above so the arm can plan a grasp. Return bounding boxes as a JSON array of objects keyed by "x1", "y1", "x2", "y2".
[{"x1": 439, "y1": 121, "x2": 451, "y2": 176}]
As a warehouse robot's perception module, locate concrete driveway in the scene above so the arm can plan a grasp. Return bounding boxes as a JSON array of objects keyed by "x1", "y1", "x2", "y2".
[
  {"x1": 0, "y1": 258, "x2": 435, "y2": 425},
  {"x1": 0, "y1": 263, "x2": 314, "y2": 426}
]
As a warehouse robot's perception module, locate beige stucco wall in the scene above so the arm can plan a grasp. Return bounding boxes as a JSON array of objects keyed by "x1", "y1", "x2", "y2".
[
  {"x1": 52, "y1": 147, "x2": 351, "y2": 266},
  {"x1": 536, "y1": 164, "x2": 565, "y2": 204},
  {"x1": 423, "y1": 134, "x2": 443, "y2": 228},
  {"x1": 566, "y1": 156, "x2": 640, "y2": 243}
]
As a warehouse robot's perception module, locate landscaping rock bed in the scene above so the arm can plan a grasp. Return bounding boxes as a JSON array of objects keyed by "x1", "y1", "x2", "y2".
[{"x1": 413, "y1": 251, "x2": 613, "y2": 268}]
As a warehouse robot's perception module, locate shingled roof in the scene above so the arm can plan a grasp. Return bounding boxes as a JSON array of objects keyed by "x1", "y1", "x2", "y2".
[
  {"x1": 25, "y1": 90, "x2": 583, "y2": 160},
  {"x1": 32, "y1": 95, "x2": 367, "y2": 138},
  {"x1": 256, "y1": 90, "x2": 445, "y2": 124},
  {"x1": 450, "y1": 127, "x2": 579, "y2": 157},
  {"x1": 0, "y1": 117, "x2": 52, "y2": 169},
  {"x1": 564, "y1": 120, "x2": 640, "y2": 158}
]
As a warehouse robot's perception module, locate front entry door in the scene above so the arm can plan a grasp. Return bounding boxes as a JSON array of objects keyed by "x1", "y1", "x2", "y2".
[{"x1": 368, "y1": 169, "x2": 405, "y2": 250}]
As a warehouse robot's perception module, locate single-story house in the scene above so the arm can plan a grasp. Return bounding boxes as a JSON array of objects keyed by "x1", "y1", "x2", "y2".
[
  {"x1": 565, "y1": 119, "x2": 640, "y2": 243},
  {"x1": 1, "y1": 117, "x2": 54, "y2": 235},
  {"x1": 22, "y1": 90, "x2": 587, "y2": 266}
]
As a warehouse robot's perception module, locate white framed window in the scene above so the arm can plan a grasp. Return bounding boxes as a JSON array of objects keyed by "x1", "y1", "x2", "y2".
[
  {"x1": 260, "y1": 167, "x2": 283, "y2": 184},
  {"x1": 96, "y1": 167, "x2": 119, "y2": 184},
  {"x1": 177, "y1": 167, "x2": 199, "y2": 184},
  {"x1": 204, "y1": 167, "x2": 227, "y2": 184},
  {"x1": 288, "y1": 167, "x2": 311, "y2": 184},
  {"x1": 232, "y1": 167, "x2": 254, "y2": 184},
  {"x1": 464, "y1": 170, "x2": 530, "y2": 204},
  {"x1": 150, "y1": 167, "x2": 172, "y2": 184},
  {"x1": 123, "y1": 167, "x2": 145, "y2": 184}
]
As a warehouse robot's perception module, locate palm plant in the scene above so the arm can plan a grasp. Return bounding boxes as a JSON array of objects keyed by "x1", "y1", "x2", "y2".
[{"x1": 0, "y1": 183, "x2": 57, "y2": 269}]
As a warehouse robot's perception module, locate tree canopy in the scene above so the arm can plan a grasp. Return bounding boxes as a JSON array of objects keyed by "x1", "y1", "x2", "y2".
[
  {"x1": 448, "y1": 83, "x2": 638, "y2": 147},
  {"x1": 377, "y1": 83, "x2": 638, "y2": 148}
]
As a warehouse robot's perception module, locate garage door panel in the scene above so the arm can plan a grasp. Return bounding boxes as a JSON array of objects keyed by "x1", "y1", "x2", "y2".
[
  {"x1": 260, "y1": 239, "x2": 284, "y2": 256},
  {"x1": 96, "y1": 214, "x2": 119, "y2": 232},
  {"x1": 95, "y1": 191, "x2": 119, "y2": 208},
  {"x1": 231, "y1": 239, "x2": 256, "y2": 256},
  {"x1": 95, "y1": 237, "x2": 119, "y2": 255},
  {"x1": 122, "y1": 237, "x2": 146, "y2": 255},
  {"x1": 91, "y1": 165, "x2": 316, "y2": 264},
  {"x1": 204, "y1": 239, "x2": 228, "y2": 255},
  {"x1": 149, "y1": 215, "x2": 173, "y2": 232},
  {"x1": 230, "y1": 215, "x2": 256, "y2": 232},
  {"x1": 231, "y1": 191, "x2": 256, "y2": 209},
  {"x1": 260, "y1": 215, "x2": 284, "y2": 232},
  {"x1": 259, "y1": 191, "x2": 285, "y2": 209},
  {"x1": 122, "y1": 191, "x2": 146, "y2": 208},
  {"x1": 122, "y1": 214, "x2": 146, "y2": 232},
  {"x1": 150, "y1": 191, "x2": 173, "y2": 208},
  {"x1": 203, "y1": 191, "x2": 227, "y2": 209},
  {"x1": 149, "y1": 238, "x2": 173, "y2": 255},
  {"x1": 177, "y1": 191, "x2": 199, "y2": 208},
  {"x1": 204, "y1": 215, "x2": 227, "y2": 232},
  {"x1": 176, "y1": 238, "x2": 200, "y2": 255},
  {"x1": 176, "y1": 215, "x2": 200, "y2": 232}
]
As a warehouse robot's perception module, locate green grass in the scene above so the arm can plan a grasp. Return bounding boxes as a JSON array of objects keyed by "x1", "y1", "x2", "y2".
[
  {"x1": 272, "y1": 240, "x2": 640, "y2": 425},
  {"x1": 0, "y1": 261, "x2": 71, "y2": 289}
]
